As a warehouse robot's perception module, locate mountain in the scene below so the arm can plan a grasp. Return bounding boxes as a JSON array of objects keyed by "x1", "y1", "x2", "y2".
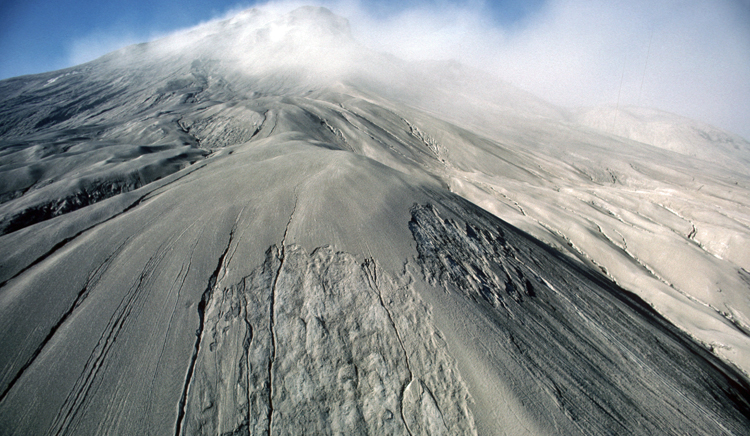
[
  {"x1": 573, "y1": 106, "x2": 750, "y2": 167},
  {"x1": 1, "y1": 6, "x2": 749, "y2": 435}
]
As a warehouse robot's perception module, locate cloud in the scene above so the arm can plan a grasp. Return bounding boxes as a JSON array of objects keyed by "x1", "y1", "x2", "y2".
[
  {"x1": 338, "y1": 0, "x2": 750, "y2": 138},
  {"x1": 482, "y1": 0, "x2": 750, "y2": 139},
  {"x1": 64, "y1": 0, "x2": 750, "y2": 138}
]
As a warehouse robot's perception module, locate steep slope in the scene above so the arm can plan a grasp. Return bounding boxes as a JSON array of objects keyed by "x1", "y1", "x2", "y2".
[
  {"x1": 1, "y1": 6, "x2": 750, "y2": 435},
  {"x1": 422, "y1": 99, "x2": 750, "y2": 373}
]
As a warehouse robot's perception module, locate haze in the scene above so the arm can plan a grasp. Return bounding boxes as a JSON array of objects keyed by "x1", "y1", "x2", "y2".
[
  {"x1": 1, "y1": 0, "x2": 748, "y2": 138},
  {"x1": 345, "y1": 0, "x2": 750, "y2": 140}
]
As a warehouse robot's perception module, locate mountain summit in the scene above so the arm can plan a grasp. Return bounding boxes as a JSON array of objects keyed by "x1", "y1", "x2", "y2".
[{"x1": 1, "y1": 6, "x2": 750, "y2": 435}]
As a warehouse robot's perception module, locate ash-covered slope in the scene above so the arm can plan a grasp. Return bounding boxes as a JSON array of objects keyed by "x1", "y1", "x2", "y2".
[{"x1": 1, "y1": 6, "x2": 750, "y2": 435}]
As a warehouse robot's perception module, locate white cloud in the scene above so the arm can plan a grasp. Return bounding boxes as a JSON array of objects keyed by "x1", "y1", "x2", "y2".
[
  {"x1": 63, "y1": 0, "x2": 750, "y2": 138},
  {"x1": 333, "y1": 0, "x2": 750, "y2": 138}
]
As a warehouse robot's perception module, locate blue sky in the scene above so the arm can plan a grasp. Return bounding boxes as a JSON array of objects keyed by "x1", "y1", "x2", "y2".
[
  {"x1": 0, "y1": 0, "x2": 749, "y2": 139},
  {"x1": 0, "y1": 0, "x2": 251, "y2": 79}
]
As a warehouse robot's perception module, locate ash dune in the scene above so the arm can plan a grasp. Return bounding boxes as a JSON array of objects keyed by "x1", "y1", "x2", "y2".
[{"x1": 1, "y1": 6, "x2": 750, "y2": 435}]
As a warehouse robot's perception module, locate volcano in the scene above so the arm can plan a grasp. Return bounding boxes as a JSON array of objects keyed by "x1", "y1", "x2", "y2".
[{"x1": 1, "y1": 6, "x2": 749, "y2": 435}]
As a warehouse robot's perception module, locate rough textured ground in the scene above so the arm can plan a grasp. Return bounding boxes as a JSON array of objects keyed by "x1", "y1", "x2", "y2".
[{"x1": 1, "y1": 6, "x2": 750, "y2": 435}]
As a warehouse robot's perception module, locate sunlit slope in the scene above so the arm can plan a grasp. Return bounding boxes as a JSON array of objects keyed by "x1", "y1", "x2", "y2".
[
  {"x1": 1, "y1": 6, "x2": 750, "y2": 435},
  {"x1": 401, "y1": 96, "x2": 750, "y2": 372}
]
